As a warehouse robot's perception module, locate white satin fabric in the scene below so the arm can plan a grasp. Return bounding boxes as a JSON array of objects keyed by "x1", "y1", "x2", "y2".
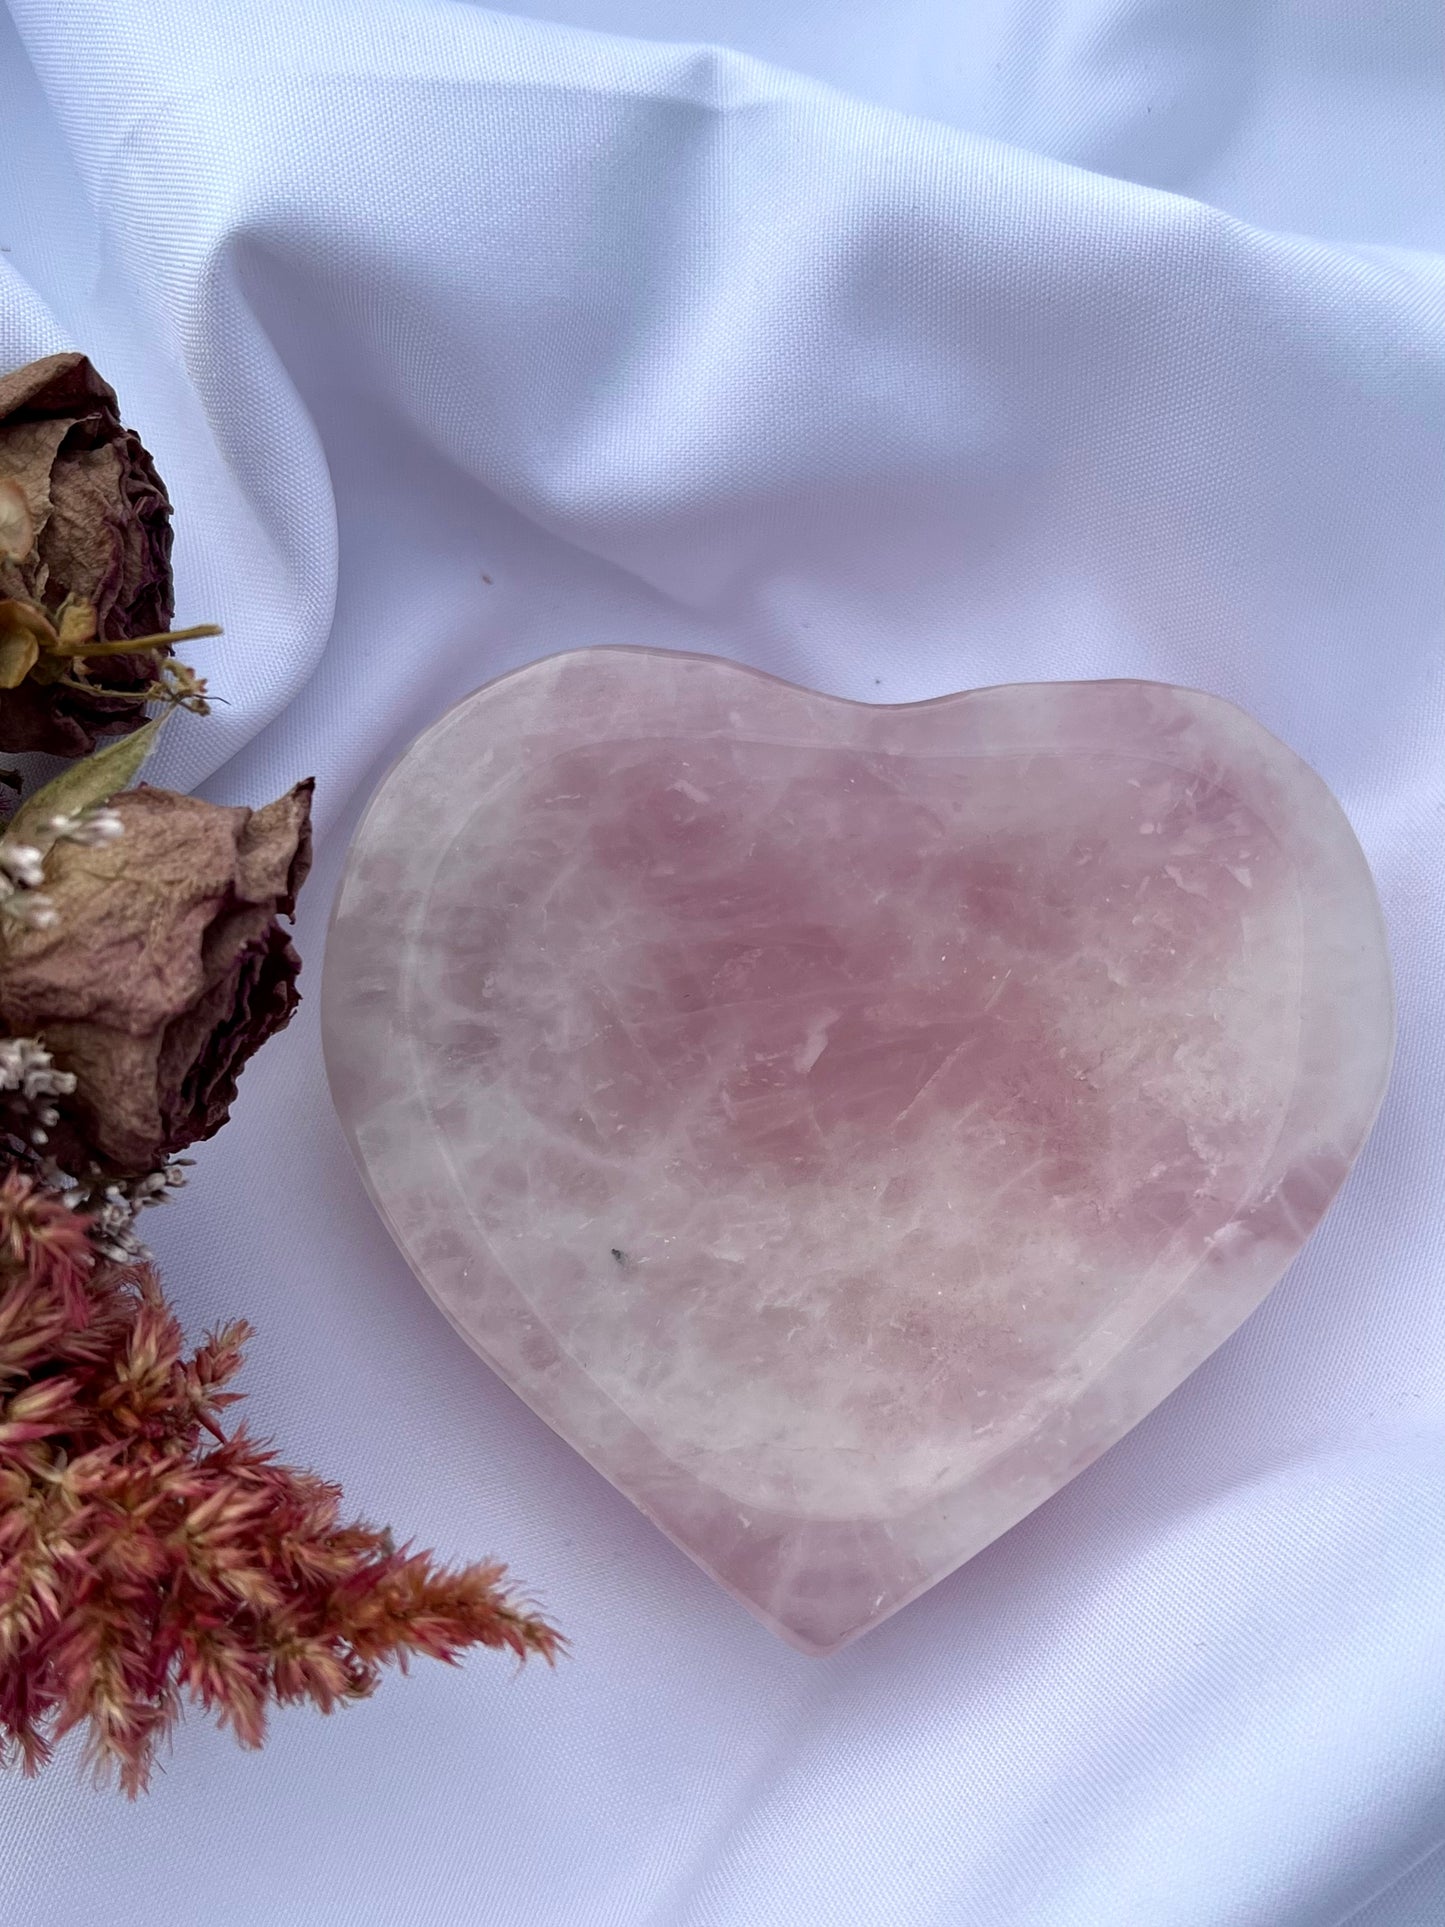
[{"x1": 0, "y1": 4, "x2": 1440, "y2": 1923}]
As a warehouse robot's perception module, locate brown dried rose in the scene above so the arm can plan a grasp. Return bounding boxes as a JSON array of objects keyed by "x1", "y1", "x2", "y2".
[
  {"x1": 0, "y1": 778, "x2": 314, "y2": 1176},
  {"x1": 0, "y1": 352, "x2": 176, "y2": 756}
]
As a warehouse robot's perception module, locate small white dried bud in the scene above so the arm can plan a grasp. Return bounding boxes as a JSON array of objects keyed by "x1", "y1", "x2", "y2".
[
  {"x1": 98, "y1": 1225, "x2": 151, "y2": 1263},
  {"x1": 46, "y1": 1155, "x2": 188, "y2": 1260},
  {"x1": 0, "y1": 1041, "x2": 29, "y2": 1090},
  {"x1": 47, "y1": 805, "x2": 124, "y2": 848},
  {"x1": 6, "y1": 896, "x2": 58, "y2": 930},
  {"x1": 0, "y1": 1036, "x2": 74, "y2": 1100},
  {"x1": 0, "y1": 842, "x2": 45, "y2": 889}
]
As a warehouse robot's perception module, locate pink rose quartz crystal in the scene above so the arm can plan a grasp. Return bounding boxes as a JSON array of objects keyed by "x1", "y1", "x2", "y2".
[{"x1": 322, "y1": 648, "x2": 1393, "y2": 1653}]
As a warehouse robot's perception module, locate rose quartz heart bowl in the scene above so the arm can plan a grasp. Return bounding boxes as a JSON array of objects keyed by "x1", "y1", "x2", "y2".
[{"x1": 322, "y1": 648, "x2": 1393, "y2": 1652}]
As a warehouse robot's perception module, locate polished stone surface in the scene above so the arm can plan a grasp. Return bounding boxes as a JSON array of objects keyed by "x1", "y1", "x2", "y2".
[{"x1": 323, "y1": 648, "x2": 1394, "y2": 1653}]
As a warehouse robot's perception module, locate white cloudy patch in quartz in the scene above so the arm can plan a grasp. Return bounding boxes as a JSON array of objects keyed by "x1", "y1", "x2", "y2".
[{"x1": 323, "y1": 649, "x2": 1393, "y2": 1653}]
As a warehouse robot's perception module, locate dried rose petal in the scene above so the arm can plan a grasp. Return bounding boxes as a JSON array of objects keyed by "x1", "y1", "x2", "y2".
[
  {"x1": 0, "y1": 780, "x2": 314, "y2": 1175},
  {"x1": 0, "y1": 354, "x2": 175, "y2": 756}
]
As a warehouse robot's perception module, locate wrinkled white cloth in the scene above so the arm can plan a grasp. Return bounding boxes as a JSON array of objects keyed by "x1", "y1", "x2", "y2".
[{"x1": 0, "y1": 3, "x2": 1441, "y2": 1923}]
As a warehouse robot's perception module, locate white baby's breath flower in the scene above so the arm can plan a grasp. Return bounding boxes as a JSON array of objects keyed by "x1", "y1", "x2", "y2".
[
  {"x1": 1, "y1": 892, "x2": 57, "y2": 930},
  {"x1": 0, "y1": 841, "x2": 45, "y2": 888},
  {"x1": 47, "y1": 1155, "x2": 193, "y2": 1263},
  {"x1": 0, "y1": 1036, "x2": 76, "y2": 1101},
  {"x1": 0, "y1": 1036, "x2": 77, "y2": 1154},
  {"x1": 45, "y1": 805, "x2": 124, "y2": 848}
]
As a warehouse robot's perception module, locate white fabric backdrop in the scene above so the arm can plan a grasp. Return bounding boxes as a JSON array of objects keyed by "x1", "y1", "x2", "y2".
[{"x1": 0, "y1": 2, "x2": 1441, "y2": 1922}]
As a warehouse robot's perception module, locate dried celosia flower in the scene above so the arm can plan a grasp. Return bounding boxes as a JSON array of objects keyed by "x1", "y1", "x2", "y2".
[
  {"x1": 0, "y1": 1173, "x2": 560, "y2": 1794},
  {"x1": 0, "y1": 779, "x2": 315, "y2": 1176}
]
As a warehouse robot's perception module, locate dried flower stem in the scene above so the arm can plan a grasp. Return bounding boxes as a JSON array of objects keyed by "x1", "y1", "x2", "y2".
[{"x1": 47, "y1": 621, "x2": 221, "y2": 662}]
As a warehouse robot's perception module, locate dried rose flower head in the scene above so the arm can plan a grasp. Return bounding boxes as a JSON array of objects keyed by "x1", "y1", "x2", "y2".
[
  {"x1": 0, "y1": 353, "x2": 186, "y2": 756},
  {"x1": 0, "y1": 780, "x2": 315, "y2": 1177},
  {"x1": 0, "y1": 1173, "x2": 561, "y2": 1795}
]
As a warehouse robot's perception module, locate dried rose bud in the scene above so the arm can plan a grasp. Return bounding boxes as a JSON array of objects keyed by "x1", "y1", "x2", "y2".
[
  {"x1": 0, "y1": 352, "x2": 175, "y2": 756},
  {"x1": 0, "y1": 778, "x2": 313, "y2": 1175}
]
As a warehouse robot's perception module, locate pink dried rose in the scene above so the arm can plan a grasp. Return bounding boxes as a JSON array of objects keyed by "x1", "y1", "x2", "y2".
[
  {"x1": 0, "y1": 780, "x2": 315, "y2": 1177},
  {"x1": 0, "y1": 353, "x2": 176, "y2": 756}
]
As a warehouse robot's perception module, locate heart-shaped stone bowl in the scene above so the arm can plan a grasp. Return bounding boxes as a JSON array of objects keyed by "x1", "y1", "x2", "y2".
[{"x1": 322, "y1": 648, "x2": 1393, "y2": 1653}]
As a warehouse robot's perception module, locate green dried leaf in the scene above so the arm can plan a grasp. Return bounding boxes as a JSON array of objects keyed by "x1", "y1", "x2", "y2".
[{"x1": 7, "y1": 709, "x2": 168, "y2": 845}]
